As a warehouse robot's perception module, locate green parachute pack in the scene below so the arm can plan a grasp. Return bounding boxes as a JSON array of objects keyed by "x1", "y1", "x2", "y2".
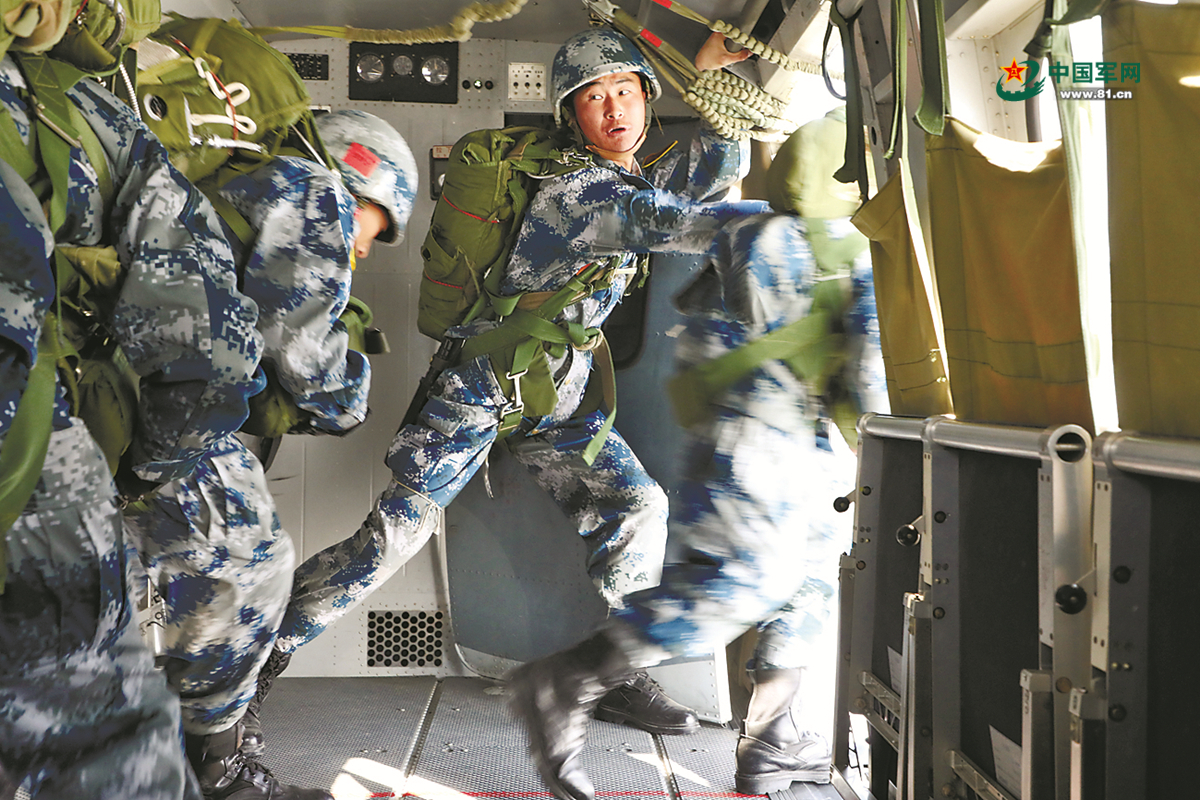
[
  {"x1": 133, "y1": 14, "x2": 387, "y2": 437},
  {"x1": 417, "y1": 126, "x2": 592, "y2": 341}
]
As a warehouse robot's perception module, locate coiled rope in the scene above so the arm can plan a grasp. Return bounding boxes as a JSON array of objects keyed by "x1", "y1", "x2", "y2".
[
  {"x1": 590, "y1": 0, "x2": 800, "y2": 141},
  {"x1": 250, "y1": 0, "x2": 529, "y2": 44}
]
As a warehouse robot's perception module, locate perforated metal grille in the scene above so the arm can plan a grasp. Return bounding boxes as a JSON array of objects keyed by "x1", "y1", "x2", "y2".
[
  {"x1": 366, "y1": 609, "x2": 445, "y2": 668},
  {"x1": 286, "y1": 52, "x2": 330, "y2": 81}
]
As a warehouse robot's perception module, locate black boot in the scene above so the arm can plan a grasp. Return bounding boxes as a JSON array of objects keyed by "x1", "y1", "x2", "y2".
[
  {"x1": 241, "y1": 648, "x2": 292, "y2": 758},
  {"x1": 594, "y1": 671, "x2": 700, "y2": 735},
  {"x1": 734, "y1": 668, "x2": 831, "y2": 794},
  {"x1": 185, "y1": 722, "x2": 332, "y2": 800},
  {"x1": 507, "y1": 631, "x2": 635, "y2": 800}
]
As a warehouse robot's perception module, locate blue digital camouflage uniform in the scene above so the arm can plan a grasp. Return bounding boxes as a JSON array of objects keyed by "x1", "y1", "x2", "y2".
[
  {"x1": 605, "y1": 211, "x2": 885, "y2": 672},
  {"x1": 1, "y1": 48, "x2": 262, "y2": 797},
  {"x1": 272, "y1": 128, "x2": 757, "y2": 653},
  {"x1": 124, "y1": 156, "x2": 364, "y2": 734}
]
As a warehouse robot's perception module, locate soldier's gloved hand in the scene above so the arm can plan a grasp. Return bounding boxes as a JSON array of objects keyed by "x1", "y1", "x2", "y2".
[{"x1": 114, "y1": 449, "x2": 163, "y2": 508}]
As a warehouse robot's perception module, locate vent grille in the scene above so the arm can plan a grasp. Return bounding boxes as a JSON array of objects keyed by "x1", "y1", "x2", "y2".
[
  {"x1": 366, "y1": 610, "x2": 444, "y2": 668},
  {"x1": 286, "y1": 53, "x2": 329, "y2": 81}
]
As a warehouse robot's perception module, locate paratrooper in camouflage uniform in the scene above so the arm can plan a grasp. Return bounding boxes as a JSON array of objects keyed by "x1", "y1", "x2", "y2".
[
  {"x1": 506, "y1": 110, "x2": 888, "y2": 800},
  {"x1": 1, "y1": 39, "x2": 263, "y2": 797},
  {"x1": 253, "y1": 28, "x2": 758, "y2": 741},
  {"x1": 122, "y1": 108, "x2": 417, "y2": 800}
]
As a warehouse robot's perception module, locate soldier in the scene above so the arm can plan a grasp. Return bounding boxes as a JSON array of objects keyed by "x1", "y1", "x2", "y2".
[
  {"x1": 122, "y1": 109, "x2": 417, "y2": 800},
  {"x1": 506, "y1": 115, "x2": 886, "y2": 800},
  {"x1": 0, "y1": 16, "x2": 263, "y2": 797},
  {"x1": 247, "y1": 27, "x2": 759, "y2": 747}
]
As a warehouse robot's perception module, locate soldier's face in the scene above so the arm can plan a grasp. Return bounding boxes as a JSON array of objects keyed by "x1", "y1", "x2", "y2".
[
  {"x1": 354, "y1": 201, "x2": 389, "y2": 259},
  {"x1": 572, "y1": 71, "x2": 646, "y2": 168}
]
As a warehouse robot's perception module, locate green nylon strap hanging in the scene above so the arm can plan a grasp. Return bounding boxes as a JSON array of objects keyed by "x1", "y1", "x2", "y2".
[
  {"x1": 0, "y1": 106, "x2": 38, "y2": 181},
  {"x1": 885, "y1": 0, "x2": 907, "y2": 159},
  {"x1": 0, "y1": 325, "x2": 59, "y2": 594},
  {"x1": 828, "y1": 1, "x2": 870, "y2": 200},
  {"x1": 666, "y1": 278, "x2": 848, "y2": 429},
  {"x1": 914, "y1": 0, "x2": 950, "y2": 135}
]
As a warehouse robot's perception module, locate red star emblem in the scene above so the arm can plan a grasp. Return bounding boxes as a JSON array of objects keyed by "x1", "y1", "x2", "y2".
[{"x1": 1001, "y1": 58, "x2": 1028, "y2": 85}]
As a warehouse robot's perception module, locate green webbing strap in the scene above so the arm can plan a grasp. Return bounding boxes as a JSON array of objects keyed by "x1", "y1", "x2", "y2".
[
  {"x1": 828, "y1": 1, "x2": 870, "y2": 199},
  {"x1": 0, "y1": 54, "x2": 119, "y2": 592},
  {"x1": 914, "y1": 0, "x2": 950, "y2": 135},
  {"x1": 458, "y1": 261, "x2": 609, "y2": 365},
  {"x1": 804, "y1": 218, "x2": 870, "y2": 275},
  {"x1": 0, "y1": 107, "x2": 38, "y2": 181},
  {"x1": 885, "y1": 0, "x2": 907, "y2": 159},
  {"x1": 204, "y1": 188, "x2": 256, "y2": 250},
  {"x1": 0, "y1": 325, "x2": 58, "y2": 594},
  {"x1": 458, "y1": 261, "x2": 620, "y2": 462},
  {"x1": 666, "y1": 279, "x2": 848, "y2": 429},
  {"x1": 17, "y1": 54, "x2": 113, "y2": 227}
]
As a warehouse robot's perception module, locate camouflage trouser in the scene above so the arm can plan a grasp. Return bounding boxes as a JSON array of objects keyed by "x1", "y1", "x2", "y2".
[
  {"x1": 124, "y1": 434, "x2": 294, "y2": 735},
  {"x1": 273, "y1": 356, "x2": 668, "y2": 653},
  {"x1": 0, "y1": 419, "x2": 200, "y2": 799},
  {"x1": 610, "y1": 408, "x2": 856, "y2": 672}
]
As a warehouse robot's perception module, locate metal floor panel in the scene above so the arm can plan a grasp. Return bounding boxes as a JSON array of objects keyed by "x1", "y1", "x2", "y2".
[
  {"x1": 260, "y1": 676, "x2": 437, "y2": 796},
  {"x1": 410, "y1": 676, "x2": 670, "y2": 800},
  {"x1": 660, "y1": 723, "x2": 743, "y2": 798},
  {"x1": 12, "y1": 676, "x2": 840, "y2": 799}
]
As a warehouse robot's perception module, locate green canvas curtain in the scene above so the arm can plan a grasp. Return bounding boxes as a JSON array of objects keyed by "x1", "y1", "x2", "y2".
[
  {"x1": 852, "y1": 163, "x2": 953, "y2": 417},
  {"x1": 1104, "y1": 1, "x2": 1200, "y2": 438},
  {"x1": 924, "y1": 117, "x2": 1093, "y2": 431}
]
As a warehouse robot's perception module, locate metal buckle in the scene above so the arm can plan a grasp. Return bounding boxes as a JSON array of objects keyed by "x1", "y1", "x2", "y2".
[{"x1": 501, "y1": 368, "x2": 528, "y2": 418}]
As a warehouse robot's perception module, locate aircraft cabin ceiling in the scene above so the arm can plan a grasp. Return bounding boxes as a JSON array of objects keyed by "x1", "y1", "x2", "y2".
[{"x1": 228, "y1": 0, "x2": 830, "y2": 78}]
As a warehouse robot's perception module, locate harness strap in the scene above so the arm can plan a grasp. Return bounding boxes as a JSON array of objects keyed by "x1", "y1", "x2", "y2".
[
  {"x1": 457, "y1": 259, "x2": 622, "y2": 462},
  {"x1": 0, "y1": 324, "x2": 58, "y2": 595},
  {"x1": 0, "y1": 55, "x2": 126, "y2": 576},
  {"x1": 666, "y1": 278, "x2": 850, "y2": 429}
]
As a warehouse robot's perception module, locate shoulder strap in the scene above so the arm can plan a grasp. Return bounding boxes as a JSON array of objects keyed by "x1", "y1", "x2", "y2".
[
  {"x1": 0, "y1": 322, "x2": 60, "y2": 595},
  {"x1": 13, "y1": 54, "x2": 114, "y2": 229}
]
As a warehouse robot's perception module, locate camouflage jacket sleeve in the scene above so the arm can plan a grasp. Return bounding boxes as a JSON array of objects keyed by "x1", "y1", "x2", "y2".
[
  {"x1": 218, "y1": 157, "x2": 370, "y2": 433},
  {"x1": 644, "y1": 125, "x2": 749, "y2": 200},
  {"x1": 504, "y1": 161, "x2": 767, "y2": 295},
  {"x1": 62, "y1": 78, "x2": 264, "y2": 482},
  {"x1": 0, "y1": 159, "x2": 72, "y2": 438}
]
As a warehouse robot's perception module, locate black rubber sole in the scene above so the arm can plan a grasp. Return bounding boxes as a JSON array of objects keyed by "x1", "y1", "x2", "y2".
[
  {"x1": 592, "y1": 706, "x2": 701, "y2": 736},
  {"x1": 734, "y1": 768, "x2": 832, "y2": 795}
]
